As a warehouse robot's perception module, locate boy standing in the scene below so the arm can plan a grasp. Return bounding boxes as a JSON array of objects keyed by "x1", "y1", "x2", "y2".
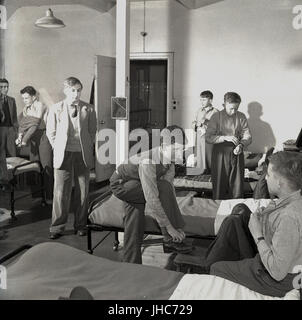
[
  {"x1": 192, "y1": 90, "x2": 218, "y2": 173},
  {"x1": 46, "y1": 77, "x2": 96, "y2": 239},
  {"x1": 206, "y1": 92, "x2": 252, "y2": 199}
]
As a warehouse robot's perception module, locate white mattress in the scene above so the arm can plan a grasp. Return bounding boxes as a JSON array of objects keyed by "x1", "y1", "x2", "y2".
[{"x1": 169, "y1": 274, "x2": 300, "y2": 300}]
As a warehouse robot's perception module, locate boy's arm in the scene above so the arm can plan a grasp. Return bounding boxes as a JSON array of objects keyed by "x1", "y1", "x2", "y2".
[
  {"x1": 88, "y1": 105, "x2": 97, "y2": 142},
  {"x1": 161, "y1": 163, "x2": 175, "y2": 184},
  {"x1": 205, "y1": 113, "x2": 225, "y2": 144},
  {"x1": 46, "y1": 106, "x2": 57, "y2": 148},
  {"x1": 239, "y1": 115, "x2": 252, "y2": 147},
  {"x1": 256, "y1": 216, "x2": 300, "y2": 281},
  {"x1": 138, "y1": 159, "x2": 172, "y2": 228}
]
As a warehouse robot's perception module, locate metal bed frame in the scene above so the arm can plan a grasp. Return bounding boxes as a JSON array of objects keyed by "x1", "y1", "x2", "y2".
[
  {"x1": 6, "y1": 160, "x2": 46, "y2": 220},
  {"x1": 86, "y1": 190, "x2": 216, "y2": 255}
]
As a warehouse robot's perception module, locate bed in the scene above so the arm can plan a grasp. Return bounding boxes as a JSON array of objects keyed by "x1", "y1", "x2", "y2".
[
  {"x1": 0, "y1": 242, "x2": 300, "y2": 300},
  {"x1": 87, "y1": 190, "x2": 272, "y2": 253},
  {"x1": 4, "y1": 157, "x2": 46, "y2": 220},
  {"x1": 173, "y1": 152, "x2": 264, "y2": 196}
]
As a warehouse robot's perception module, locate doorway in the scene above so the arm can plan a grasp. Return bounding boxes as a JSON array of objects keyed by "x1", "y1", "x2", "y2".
[{"x1": 130, "y1": 59, "x2": 168, "y2": 132}]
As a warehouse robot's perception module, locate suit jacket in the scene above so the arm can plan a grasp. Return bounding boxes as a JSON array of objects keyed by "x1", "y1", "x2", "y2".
[
  {"x1": 0, "y1": 95, "x2": 18, "y2": 129},
  {"x1": 46, "y1": 100, "x2": 97, "y2": 169}
]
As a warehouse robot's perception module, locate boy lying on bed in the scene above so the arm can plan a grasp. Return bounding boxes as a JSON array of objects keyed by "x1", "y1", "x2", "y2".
[
  {"x1": 202, "y1": 151, "x2": 302, "y2": 297},
  {"x1": 109, "y1": 125, "x2": 193, "y2": 264}
]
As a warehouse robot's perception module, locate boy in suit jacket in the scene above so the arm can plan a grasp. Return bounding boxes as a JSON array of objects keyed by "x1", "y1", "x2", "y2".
[
  {"x1": 46, "y1": 77, "x2": 96, "y2": 239},
  {"x1": 0, "y1": 78, "x2": 18, "y2": 157}
]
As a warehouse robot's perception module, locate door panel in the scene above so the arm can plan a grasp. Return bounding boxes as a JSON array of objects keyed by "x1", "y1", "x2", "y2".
[
  {"x1": 95, "y1": 55, "x2": 116, "y2": 182},
  {"x1": 130, "y1": 60, "x2": 167, "y2": 143}
]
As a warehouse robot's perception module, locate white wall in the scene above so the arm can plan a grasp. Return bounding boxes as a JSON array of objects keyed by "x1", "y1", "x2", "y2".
[
  {"x1": 130, "y1": 0, "x2": 302, "y2": 153},
  {"x1": 5, "y1": 4, "x2": 115, "y2": 113},
  {"x1": 4, "y1": 0, "x2": 302, "y2": 153}
]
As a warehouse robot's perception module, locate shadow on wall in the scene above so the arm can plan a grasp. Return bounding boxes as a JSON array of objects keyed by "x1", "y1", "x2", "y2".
[{"x1": 247, "y1": 101, "x2": 276, "y2": 153}]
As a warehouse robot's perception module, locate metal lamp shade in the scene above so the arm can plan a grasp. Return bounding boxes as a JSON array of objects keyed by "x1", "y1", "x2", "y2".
[{"x1": 35, "y1": 9, "x2": 65, "y2": 28}]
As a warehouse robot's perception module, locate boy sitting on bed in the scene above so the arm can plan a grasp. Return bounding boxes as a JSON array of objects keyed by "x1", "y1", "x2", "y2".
[
  {"x1": 110, "y1": 125, "x2": 193, "y2": 264},
  {"x1": 203, "y1": 151, "x2": 302, "y2": 297}
]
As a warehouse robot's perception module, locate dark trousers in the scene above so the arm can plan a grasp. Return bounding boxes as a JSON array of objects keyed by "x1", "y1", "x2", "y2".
[
  {"x1": 206, "y1": 204, "x2": 297, "y2": 297},
  {"x1": 110, "y1": 176, "x2": 185, "y2": 264},
  {"x1": 0, "y1": 126, "x2": 16, "y2": 157},
  {"x1": 0, "y1": 127, "x2": 8, "y2": 182},
  {"x1": 29, "y1": 129, "x2": 54, "y2": 200},
  {"x1": 211, "y1": 142, "x2": 244, "y2": 200}
]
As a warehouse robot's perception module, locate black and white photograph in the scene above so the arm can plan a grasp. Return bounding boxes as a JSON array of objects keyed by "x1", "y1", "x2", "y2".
[{"x1": 0, "y1": 0, "x2": 302, "y2": 306}]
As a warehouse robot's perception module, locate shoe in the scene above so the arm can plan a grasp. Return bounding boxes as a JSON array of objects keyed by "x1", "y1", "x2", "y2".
[
  {"x1": 163, "y1": 240, "x2": 193, "y2": 254},
  {"x1": 49, "y1": 232, "x2": 61, "y2": 240}
]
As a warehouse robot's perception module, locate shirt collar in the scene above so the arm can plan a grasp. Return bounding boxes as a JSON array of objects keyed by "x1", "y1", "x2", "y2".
[
  {"x1": 274, "y1": 190, "x2": 302, "y2": 207},
  {"x1": 202, "y1": 105, "x2": 213, "y2": 112}
]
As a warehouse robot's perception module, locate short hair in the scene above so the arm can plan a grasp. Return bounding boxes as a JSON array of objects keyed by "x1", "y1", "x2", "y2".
[
  {"x1": 269, "y1": 151, "x2": 302, "y2": 190},
  {"x1": 224, "y1": 92, "x2": 241, "y2": 104},
  {"x1": 200, "y1": 90, "x2": 213, "y2": 100},
  {"x1": 160, "y1": 125, "x2": 187, "y2": 145},
  {"x1": 20, "y1": 86, "x2": 37, "y2": 96},
  {"x1": 64, "y1": 77, "x2": 83, "y2": 89},
  {"x1": 0, "y1": 78, "x2": 9, "y2": 85}
]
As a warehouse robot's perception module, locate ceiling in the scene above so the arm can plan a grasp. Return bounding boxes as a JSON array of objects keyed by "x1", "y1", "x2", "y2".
[{"x1": 4, "y1": 0, "x2": 225, "y2": 19}]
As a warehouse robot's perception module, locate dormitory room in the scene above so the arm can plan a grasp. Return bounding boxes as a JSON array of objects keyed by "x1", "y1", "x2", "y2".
[{"x1": 0, "y1": 0, "x2": 302, "y2": 302}]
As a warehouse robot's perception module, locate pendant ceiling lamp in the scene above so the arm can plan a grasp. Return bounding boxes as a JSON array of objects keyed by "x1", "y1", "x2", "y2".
[{"x1": 35, "y1": 8, "x2": 65, "y2": 29}]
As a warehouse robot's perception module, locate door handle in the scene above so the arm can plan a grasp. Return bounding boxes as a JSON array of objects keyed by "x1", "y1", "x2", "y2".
[{"x1": 99, "y1": 120, "x2": 106, "y2": 124}]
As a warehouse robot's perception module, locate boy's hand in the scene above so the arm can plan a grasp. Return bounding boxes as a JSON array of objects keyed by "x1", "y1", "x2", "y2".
[
  {"x1": 166, "y1": 225, "x2": 185, "y2": 242},
  {"x1": 233, "y1": 144, "x2": 243, "y2": 155},
  {"x1": 224, "y1": 136, "x2": 239, "y2": 145}
]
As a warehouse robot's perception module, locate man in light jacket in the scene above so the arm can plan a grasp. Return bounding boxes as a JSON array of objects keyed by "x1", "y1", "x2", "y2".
[{"x1": 46, "y1": 77, "x2": 96, "y2": 239}]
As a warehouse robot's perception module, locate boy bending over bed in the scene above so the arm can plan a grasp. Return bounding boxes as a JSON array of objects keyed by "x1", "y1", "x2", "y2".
[
  {"x1": 203, "y1": 151, "x2": 302, "y2": 297},
  {"x1": 110, "y1": 125, "x2": 192, "y2": 264}
]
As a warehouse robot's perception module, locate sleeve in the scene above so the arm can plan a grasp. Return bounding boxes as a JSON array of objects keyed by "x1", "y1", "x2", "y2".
[
  {"x1": 205, "y1": 112, "x2": 225, "y2": 144},
  {"x1": 34, "y1": 101, "x2": 46, "y2": 120},
  {"x1": 257, "y1": 216, "x2": 300, "y2": 281},
  {"x1": 161, "y1": 164, "x2": 175, "y2": 184},
  {"x1": 239, "y1": 114, "x2": 252, "y2": 147},
  {"x1": 89, "y1": 105, "x2": 97, "y2": 142},
  {"x1": 12, "y1": 98, "x2": 18, "y2": 129},
  {"x1": 192, "y1": 110, "x2": 198, "y2": 129},
  {"x1": 46, "y1": 105, "x2": 57, "y2": 148},
  {"x1": 138, "y1": 159, "x2": 171, "y2": 228}
]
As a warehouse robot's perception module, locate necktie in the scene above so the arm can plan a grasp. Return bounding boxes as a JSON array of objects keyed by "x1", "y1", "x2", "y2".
[{"x1": 70, "y1": 104, "x2": 77, "y2": 118}]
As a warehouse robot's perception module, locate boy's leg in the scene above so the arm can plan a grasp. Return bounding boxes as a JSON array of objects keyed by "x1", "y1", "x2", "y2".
[
  {"x1": 111, "y1": 179, "x2": 146, "y2": 264},
  {"x1": 50, "y1": 153, "x2": 73, "y2": 235},
  {"x1": 38, "y1": 132, "x2": 54, "y2": 200},
  {"x1": 73, "y1": 152, "x2": 90, "y2": 233},
  {"x1": 205, "y1": 203, "x2": 257, "y2": 267},
  {"x1": 210, "y1": 254, "x2": 296, "y2": 298},
  {"x1": 0, "y1": 127, "x2": 9, "y2": 183},
  {"x1": 21, "y1": 126, "x2": 38, "y2": 145},
  {"x1": 6, "y1": 126, "x2": 16, "y2": 157},
  {"x1": 230, "y1": 152, "x2": 245, "y2": 199}
]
